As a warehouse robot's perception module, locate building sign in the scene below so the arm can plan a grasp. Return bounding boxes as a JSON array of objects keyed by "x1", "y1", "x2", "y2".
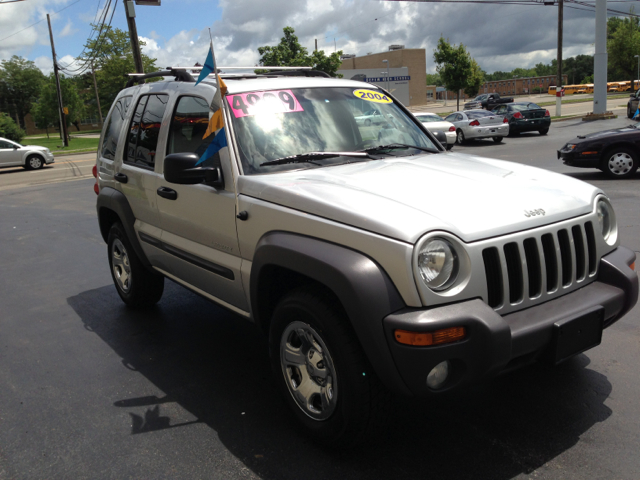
[{"x1": 365, "y1": 76, "x2": 411, "y2": 82}]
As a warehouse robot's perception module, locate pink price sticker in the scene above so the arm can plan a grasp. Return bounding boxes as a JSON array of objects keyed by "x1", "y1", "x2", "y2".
[{"x1": 226, "y1": 89, "x2": 304, "y2": 118}]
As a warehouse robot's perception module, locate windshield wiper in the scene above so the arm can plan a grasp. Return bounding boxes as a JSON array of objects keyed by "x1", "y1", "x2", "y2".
[
  {"x1": 361, "y1": 143, "x2": 438, "y2": 154},
  {"x1": 260, "y1": 151, "x2": 370, "y2": 167}
]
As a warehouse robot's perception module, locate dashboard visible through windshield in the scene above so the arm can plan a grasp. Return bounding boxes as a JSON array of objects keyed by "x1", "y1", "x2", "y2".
[{"x1": 226, "y1": 87, "x2": 437, "y2": 174}]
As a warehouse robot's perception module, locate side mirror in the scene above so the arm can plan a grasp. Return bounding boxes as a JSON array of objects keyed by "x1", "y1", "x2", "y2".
[
  {"x1": 13, "y1": 145, "x2": 19, "y2": 149},
  {"x1": 164, "y1": 152, "x2": 224, "y2": 189},
  {"x1": 432, "y1": 131, "x2": 447, "y2": 148}
]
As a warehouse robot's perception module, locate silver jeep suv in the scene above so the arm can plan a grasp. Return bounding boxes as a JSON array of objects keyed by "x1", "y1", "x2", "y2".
[{"x1": 95, "y1": 69, "x2": 638, "y2": 446}]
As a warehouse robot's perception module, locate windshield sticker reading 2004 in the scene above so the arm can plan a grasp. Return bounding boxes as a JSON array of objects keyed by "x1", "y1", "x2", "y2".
[
  {"x1": 353, "y1": 89, "x2": 392, "y2": 103},
  {"x1": 226, "y1": 90, "x2": 304, "y2": 118}
]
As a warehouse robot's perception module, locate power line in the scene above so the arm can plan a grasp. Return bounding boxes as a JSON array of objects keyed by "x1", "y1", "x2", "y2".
[{"x1": 0, "y1": 0, "x2": 87, "y2": 43}]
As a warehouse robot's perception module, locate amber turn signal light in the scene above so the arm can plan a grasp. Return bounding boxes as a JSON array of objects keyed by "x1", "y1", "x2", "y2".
[
  {"x1": 630, "y1": 262, "x2": 635, "y2": 271},
  {"x1": 394, "y1": 327, "x2": 466, "y2": 346}
]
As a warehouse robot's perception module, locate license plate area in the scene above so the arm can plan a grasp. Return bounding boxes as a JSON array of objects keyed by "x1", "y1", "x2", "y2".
[{"x1": 549, "y1": 307, "x2": 604, "y2": 364}]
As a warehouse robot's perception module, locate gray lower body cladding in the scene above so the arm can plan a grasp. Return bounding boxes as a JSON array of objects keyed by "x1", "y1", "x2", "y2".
[{"x1": 382, "y1": 246, "x2": 637, "y2": 396}]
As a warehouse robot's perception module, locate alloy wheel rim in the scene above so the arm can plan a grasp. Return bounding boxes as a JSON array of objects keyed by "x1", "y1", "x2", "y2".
[
  {"x1": 457, "y1": 131, "x2": 463, "y2": 143},
  {"x1": 30, "y1": 157, "x2": 42, "y2": 168},
  {"x1": 280, "y1": 321, "x2": 338, "y2": 421},
  {"x1": 608, "y1": 153, "x2": 634, "y2": 175},
  {"x1": 111, "y1": 239, "x2": 132, "y2": 292}
]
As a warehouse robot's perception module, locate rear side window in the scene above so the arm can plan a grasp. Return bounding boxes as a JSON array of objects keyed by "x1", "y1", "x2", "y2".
[
  {"x1": 125, "y1": 94, "x2": 169, "y2": 169},
  {"x1": 101, "y1": 96, "x2": 131, "y2": 160},
  {"x1": 167, "y1": 96, "x2": 220, "y2": 167}
]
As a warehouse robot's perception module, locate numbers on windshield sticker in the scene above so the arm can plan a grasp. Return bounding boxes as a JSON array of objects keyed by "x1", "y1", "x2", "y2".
[
  {"x1": 353, "y1": 89, "x2": 392, "y2": 104},
  {"x1": 227, "y1": 90, "x2": 304, "y2": 118}
]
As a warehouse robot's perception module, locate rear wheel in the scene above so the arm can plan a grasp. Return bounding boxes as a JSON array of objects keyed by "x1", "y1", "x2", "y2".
[
  {"x1": 107, "y1": 222, "x2": 164, "y2": 307},
  {"x1": 456, "y1": 129, "x2": 466, "y2": 145},
  {"x1": 270, "y1": 287, "x2": 392, "y2": 447},
  {"x1": 602, "y1": 147, "x2": 638, "y2": 179},
  {"x1": 628, "y1": 104, "x2": 634, "y2": 119},
  {"x1": 492, "y1": 136, "x2": 503, "y2": 143},
  {"x1": 539, "y1": 128, "x2": 549, "y2": 135}
]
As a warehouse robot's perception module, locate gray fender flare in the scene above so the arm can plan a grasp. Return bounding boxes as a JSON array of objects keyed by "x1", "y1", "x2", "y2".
[
  {"x1": 96, "y1": 186, "x2": 152, "y2": 270},
  {"x1": 250, "y1": 231, "x2": 412, "y2": 395}
]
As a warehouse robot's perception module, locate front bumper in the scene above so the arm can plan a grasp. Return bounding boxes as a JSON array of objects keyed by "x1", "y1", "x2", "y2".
[
  {"x1": 381, "y1": 246, "x2": 637, "y2": 397},
  {"x1": 464, "y1": 124, "x2": 509, "y2": 139},
  {"x1": 557, "y1": 149, "x2": 601, "y2": 168}
]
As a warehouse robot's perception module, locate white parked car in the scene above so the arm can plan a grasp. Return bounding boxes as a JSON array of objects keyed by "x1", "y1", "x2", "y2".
[
  {"x1": 0, "y1": 137, "x2": 55, "y2": 170},
  {"x1": 414, "y1": 113, "x2": 456, "y2": 149},
  {"x1": 444, "y1": 110, "x2": 509, "y2": 144},
  {"x1": 354, "y1": 109, "x2": 386, "y2": 126}
]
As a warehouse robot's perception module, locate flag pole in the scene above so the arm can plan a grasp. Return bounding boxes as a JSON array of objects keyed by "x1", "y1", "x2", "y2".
[{"x1": 207, "y1": 28, "x2": 239, "y2": 210}]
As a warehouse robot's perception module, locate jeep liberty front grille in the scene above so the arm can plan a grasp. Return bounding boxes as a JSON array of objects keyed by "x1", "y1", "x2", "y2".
[{"x1": 482, "y1": 221, "x2": 597, "y2": 311}]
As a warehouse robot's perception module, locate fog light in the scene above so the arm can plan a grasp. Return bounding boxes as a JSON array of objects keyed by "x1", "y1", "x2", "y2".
[{"x1": 426, "y1": 360, "x2": 450, "y2": 390}]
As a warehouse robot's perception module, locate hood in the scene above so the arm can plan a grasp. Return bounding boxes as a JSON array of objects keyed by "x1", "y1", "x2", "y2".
[
  {"x1": 575, "y1": 125, "x2": 638, "y2": 141},
  {"x1": 238, "y1": 152, "x2": 601, "y2": 244},
  {"x1": 22, "y1": 145, "x2": 49, "y2": 151}
]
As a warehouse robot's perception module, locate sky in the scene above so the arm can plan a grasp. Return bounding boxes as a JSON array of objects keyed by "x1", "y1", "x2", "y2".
[{"x1": 0, "y1": 0, "x2": 627, "y2": 77}]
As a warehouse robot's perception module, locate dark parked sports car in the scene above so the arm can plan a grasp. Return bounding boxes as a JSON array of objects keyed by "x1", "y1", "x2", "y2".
[
  {"x1": 557, "y1": 123, "x2": 640, "y2": 178},
  {"x1": 492, "y1": 102, "x2": 551, "y2": 135}
]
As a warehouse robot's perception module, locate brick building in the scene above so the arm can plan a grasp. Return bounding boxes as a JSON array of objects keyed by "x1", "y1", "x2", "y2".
[
  {"x1": 482, "y1": 75, "x2": 568, "y2": 96},
  {"x1": 339, "y1": 47, "x2": 428, "y2": 106}
]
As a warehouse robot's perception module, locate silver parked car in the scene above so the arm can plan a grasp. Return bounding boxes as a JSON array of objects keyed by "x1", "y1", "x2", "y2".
[
  {"x1": 0, "y1": 137, "x2": 55, "y2": 170},
  {"x1": 414, "y1": 113, "x2": 455, "y2": 149},
  {"x1": 444, "y1": 110, "x2": 509, "y2": 144}
]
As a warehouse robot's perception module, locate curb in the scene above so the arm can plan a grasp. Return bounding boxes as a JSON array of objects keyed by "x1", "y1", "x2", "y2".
[{"x1": 52, "y1": 150, "x2": 98, "y2": 157}]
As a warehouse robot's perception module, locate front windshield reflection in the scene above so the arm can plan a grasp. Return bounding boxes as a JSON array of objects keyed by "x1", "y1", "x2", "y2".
[{"x1": 227, "y1": 87, "x2": 436, "y2": 174}]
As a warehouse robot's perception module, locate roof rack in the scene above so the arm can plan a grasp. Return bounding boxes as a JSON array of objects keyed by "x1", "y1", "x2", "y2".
[
  {"x1": 258, "y1": 69, "x2": 330, "y2": 78},
  {"x1": 125, "y1": 68, "x2": 195, "y2": 88}
]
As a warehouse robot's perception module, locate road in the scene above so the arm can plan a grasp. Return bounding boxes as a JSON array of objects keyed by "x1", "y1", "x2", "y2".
[
  {"x1": 0, "y1": 152, "x2": 96, "y2": 192},
  {"x1": 1, "y1": 120, "x2": 640, "y2": 479}
]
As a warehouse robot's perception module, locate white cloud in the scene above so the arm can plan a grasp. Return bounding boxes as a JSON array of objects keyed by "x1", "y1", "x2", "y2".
[
  {"x1": 59, "y1": 19, "x2": 76, "y2": 38},
  {"x1": 34, "y1": 55, "x2": 54, "y2": 75}
]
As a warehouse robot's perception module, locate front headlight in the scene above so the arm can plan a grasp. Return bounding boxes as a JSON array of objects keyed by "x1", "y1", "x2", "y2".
[
  {"x1": 565, "y1": 144, "x2": 577, "y2": 151},
  {"x1": 596, "y1": 197, "x2": 617, "y2": 245},
  {"x1": 417, "y1": 238, "x2": 459, "y2": 291}
]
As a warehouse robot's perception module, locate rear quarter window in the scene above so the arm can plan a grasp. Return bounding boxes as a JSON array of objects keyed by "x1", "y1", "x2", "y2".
[{"x1": 101, "y1": 96, "x2": 132, "y2": 160}]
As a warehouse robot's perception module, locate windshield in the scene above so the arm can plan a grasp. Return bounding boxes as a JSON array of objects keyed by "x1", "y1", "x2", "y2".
[
  {"x1": 475, "y1": 94, "x2": 488, "y2": 101},
  {"x1": 227, "y1": 87, "x2": 437, "y2": 174},
  {"x1": 416, "y1": 115, "x2": 443, "y2": 123}
]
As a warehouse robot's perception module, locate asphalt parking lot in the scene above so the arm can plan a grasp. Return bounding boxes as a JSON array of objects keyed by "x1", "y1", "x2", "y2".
[{"x1": 1, "y1": 117, "x2": 640, "y2": 479}]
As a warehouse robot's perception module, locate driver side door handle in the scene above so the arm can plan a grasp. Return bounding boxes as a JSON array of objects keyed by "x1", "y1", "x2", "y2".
[{"x1": 157, "y1": 186, "x2": 177, "y2": 200}]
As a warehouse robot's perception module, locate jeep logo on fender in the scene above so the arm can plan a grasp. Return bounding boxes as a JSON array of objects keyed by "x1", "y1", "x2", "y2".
[{"x1": 524, "y1": 208, "x2": 545, "y2": 218}]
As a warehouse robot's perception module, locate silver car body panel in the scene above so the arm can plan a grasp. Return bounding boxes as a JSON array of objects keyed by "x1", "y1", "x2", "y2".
[
  {"x1": 0, "y1": 137, "x2": 54, "y2": 167},
  {"x1": 448, "y1": 110, "x2": 509, "y2": 140},
  {"x1": 415, "y1": 114, "x2": 456, "y2": 145}
]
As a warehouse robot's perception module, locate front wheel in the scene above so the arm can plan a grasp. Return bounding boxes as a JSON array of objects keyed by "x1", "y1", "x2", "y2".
[
  {"x1": 456, "y1": 129, "x2": 466, "y2": 145},
  {"x1": 24, "y1": 155, "x2": 44, "y2": 170},
  {"x1": 107, "y1": 222, "x2": 164, "y2": 307},
  {"x1": 492, "y1": 136, "x2": 503, "y2": 143},
  {"x1": 539, "y1": 128, "x2": 549, "y2": 135},
  {"x1": 270, "y1": 287, "x2": 392, "y2": 447},
  {"x1": 602, "y1": 147, "x2": 638, "y2": 179}
]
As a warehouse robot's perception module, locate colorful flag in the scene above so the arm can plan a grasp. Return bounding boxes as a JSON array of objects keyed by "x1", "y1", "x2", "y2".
[
  {"x1": 195, "y1": 40, "x2": 228, "y2": 166},
  {"x1": 195, "y1": 46, "x2": 214, "y2": 86}
]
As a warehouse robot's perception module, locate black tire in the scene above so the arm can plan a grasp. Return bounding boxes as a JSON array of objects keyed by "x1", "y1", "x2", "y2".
[
  {"x1": 107, "y1": 222, "x2": 164, "y2": 308},
  {"x1": 456, "y1": 129, "x2": 466, "y2": 145},
  {"x1": 492, "y1": 136, "x2": 503, "y2": 143},
  {"x1": 24, "y1": 155, "x2": 44, "y2": 170},
  {"x1": 539, "y1": 128, "x2": 549, "y2": 135},
  {"x1": 508, "y1": 129, "x2": 520, "y2": 137},
  {"x1": 269, "y1": 286, "x2": 392, "y2": 448},
  {"x1": 602, "y1": 147, "x2": 638, "y2": 179}
]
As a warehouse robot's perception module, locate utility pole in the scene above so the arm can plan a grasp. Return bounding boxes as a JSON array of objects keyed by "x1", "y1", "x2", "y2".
[
  {"x1": 556, "y1": 0, "x2": 563, "y2": 117},
  {"x1": 315, "y1": 38, "x2": 318, "y2": 52},
  {"x1": 593, "y1": 0, "x2": 607, "y2": 114},
  {"x1": 123, "y1": 0, "x2": 144, "y2": 73},
  {"x1": 46, "y1": 14, "x2": 69, "y2": 147},
  {"x1": 91, "y1": 62, "x2": 103, "y2": 127}
]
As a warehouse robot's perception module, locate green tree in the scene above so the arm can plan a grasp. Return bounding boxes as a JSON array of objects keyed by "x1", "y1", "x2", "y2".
[
  {"x1": 425, "y1": 73, "x2": 442, "y2": 85},
  {"x1": 608, "y1": 9, "x2": 640, "y2": 89},
  {"x1": 0, "y1": 56, "x2": 46, "y2": 129},
  {"x1": 76, "y1": 25, "x2": 159, "y2": 111},
  {"x1": 35, "y1": 73, "x2": 85, "y2": 139},
  {"x1": 257, "y1": 27, "x2": 343, "y2": 77},
  {"x1": 433, "y1": 37, "x2": 474, "y2": 110},
  {"x1": 0, "y1": 112, "x2": 26, "y2": 142},
  {"x1": 465, "y1": 59, "x2": 484, "y2": 97}
]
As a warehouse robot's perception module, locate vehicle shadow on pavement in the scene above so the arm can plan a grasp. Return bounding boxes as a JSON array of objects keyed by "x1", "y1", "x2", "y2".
[{"x1": 68, "y1": 282, "x2": 613, "y2": 480}]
